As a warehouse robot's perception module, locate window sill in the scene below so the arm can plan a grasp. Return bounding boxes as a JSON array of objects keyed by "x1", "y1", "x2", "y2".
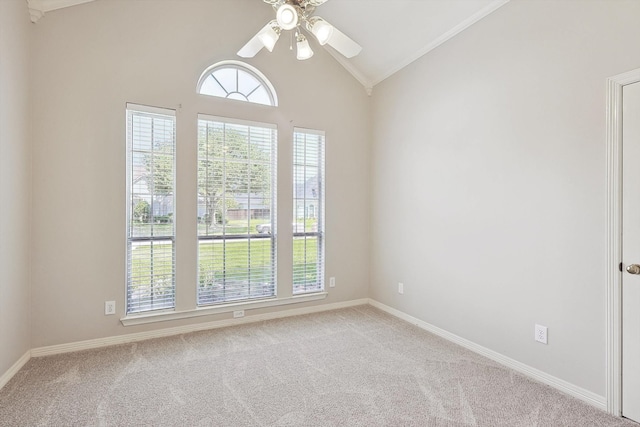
[{"x1": 120, "y1": 292, "x2": 328, "y2": 326}]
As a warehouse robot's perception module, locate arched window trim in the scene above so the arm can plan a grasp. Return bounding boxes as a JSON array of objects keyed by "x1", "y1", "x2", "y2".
[{"x1": 197, "y1": 60, "x2": 278, "y2": 107}]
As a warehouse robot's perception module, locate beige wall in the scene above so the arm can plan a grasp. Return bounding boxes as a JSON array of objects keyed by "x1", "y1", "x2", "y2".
[
  {"x1": 370, "y1": 0, "x2": 640, "y2": 397},
  {"x1": 0, "y1": 0, "x2": 32, "y2": 375},
  {"x1": 30, "y1": 0, "x2": 370, "y2": 347}
]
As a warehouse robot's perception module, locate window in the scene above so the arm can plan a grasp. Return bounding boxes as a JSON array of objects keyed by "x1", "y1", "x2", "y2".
[
  {"x1": 293, "y1": 128, "x2": 325, "y2": 294},
  {"x1": 197, "y1": 61, "x2": 278, "y2": 107},
  {"x1": 197, "y1": 115, "x2": 277, "y2": 305},
  {"x1": 126, "y1": 104, "x2": 176, "y2": 314}
]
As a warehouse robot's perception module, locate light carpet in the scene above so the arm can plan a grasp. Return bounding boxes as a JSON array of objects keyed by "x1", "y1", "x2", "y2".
[{"x1": 0, "y1": 305, "x2": 636, "y2": 426}]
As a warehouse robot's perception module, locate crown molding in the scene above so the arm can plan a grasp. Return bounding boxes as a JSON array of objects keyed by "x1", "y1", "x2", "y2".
[
  {"x1": 370, "y1": 0, "x2": 510, "y2": 87},
  {"x1": 27, "y1": 0, "x2": 95, "y2": 23},
  {"x1": 27, "y1": 0, "x2": 44, "y2": 22},
  {"x1": 323, "y1": 46, "x2": 374, "y2": 95},
  {"x1": 320, "y1": 0, "x2": 509, "y2": 93}
]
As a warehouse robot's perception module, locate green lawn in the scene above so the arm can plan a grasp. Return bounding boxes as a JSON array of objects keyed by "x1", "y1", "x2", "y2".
[
  {"x1": 128, "y1": 240, "x2": 175, "y2": 312},
  {"x1": 198, "y1": 237, "x2": 318, "y2": 285},
  {"x1": 129, "y1": 234, "x2": 320, "y2": 306}
]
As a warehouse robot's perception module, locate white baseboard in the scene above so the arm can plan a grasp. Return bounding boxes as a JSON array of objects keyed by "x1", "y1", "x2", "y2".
[
  {"x1": 0, "y1": 350, "x2": 31, "y2": 390},
  {"x1": 368, "y1": 299, "x2": 607, "y2": 411},
  {"x1": 31, "y1": 298, "x2": 369, "y2": 357}
]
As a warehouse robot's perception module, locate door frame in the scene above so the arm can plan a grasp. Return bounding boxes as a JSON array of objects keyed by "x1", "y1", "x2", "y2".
[{"x1": 606, "y1": 67, "x2": 640, "y2": 416}]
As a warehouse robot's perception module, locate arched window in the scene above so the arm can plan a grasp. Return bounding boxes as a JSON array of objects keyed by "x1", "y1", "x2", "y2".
[{"x1": 197, "y1": 61, "x2": 278, "y2": 106}]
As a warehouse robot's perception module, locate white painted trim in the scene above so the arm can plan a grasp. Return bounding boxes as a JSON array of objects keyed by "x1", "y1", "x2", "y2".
[
  {"x1": 27, "y1": 0, "x2": 95, "y2": 22},
  {"x1": 323, "y1": 47, "x2": 374, "y2": 90},
  {"x1": 26, "y1": 0, "x2": 45, "y2": 23},
  {"x1": 606, "y1": 67, "x2": 640, "y2": 416},
  {"x1": 368, "y1": 299, "x2": 607, "y2": 411},
  {"x1": 121, "y1": 292, "x2": 328, "y2": 326},
  {"x1": 36, "y1": 0, "x2": 94, "y2": 12},
  {"x1": 28, "y1": 6, "x2": 45, "y2": 23},
  {"x1": 197, "y1": 60, "x2": 279, "y2": 107},
  {"x1": 126, "y1": 103, "x2": 176, "y2": 117},
  {"x1": 370, "y1": 0, "x2": 510, "y2": 87},
  {"x1": 31, "y1": 298, "x2": 368, "y2": 357},
  {"x1": 0, "y1": 351, "x2": 31, "y2": 390}
]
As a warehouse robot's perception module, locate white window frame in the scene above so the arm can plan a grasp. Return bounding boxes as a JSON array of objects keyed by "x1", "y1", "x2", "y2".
[
  {"x1": 196, "y1": 60, "x2": 279, "y2": 107},
  {"x1": 120, "y1": 66, "x2": 332, "y2": 326},
  {"x1": 292, "y1": 127, "x2": 325, "y2": 295},
  {"x1": 196, "y1": 114, "x2": 278, "y2": 306},
  {"x1": 125, "y1": 103, "x2": 177, "y2": 314}
]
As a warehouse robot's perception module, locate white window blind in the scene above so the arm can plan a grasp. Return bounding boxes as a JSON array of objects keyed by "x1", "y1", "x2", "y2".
[
  {"x1": 197, "y1": 115, "x2": 277, "y2": 305},
  {"x1": 293, "y1": 128, "x2": 325, "y2": 294},
  {"x1": 126, "y1": 104, "x2": 176, "y2": 314}
]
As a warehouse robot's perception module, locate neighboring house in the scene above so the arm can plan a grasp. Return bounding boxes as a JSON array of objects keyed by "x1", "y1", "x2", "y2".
[
  {"x1": 226, "y1": 193, "x2": 271, "y2": 220},
  {"x1": 294, "y1": 175, "x2": 320, "y2": 220},
  {"x1": 132, "y1": 172, "x2": 174, "y2": 219},
  {"x1": 196, "y1": 193, "x2": 271, "y2": 222}
]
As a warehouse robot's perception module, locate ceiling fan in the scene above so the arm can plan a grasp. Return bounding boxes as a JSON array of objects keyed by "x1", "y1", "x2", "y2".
[{"x1": 237, "y1": 0, "x2": 362, "y2": 61}]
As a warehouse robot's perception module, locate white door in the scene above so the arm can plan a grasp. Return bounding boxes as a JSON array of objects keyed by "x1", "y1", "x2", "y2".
[{"x1": 622, "y1": 80, "x2": 640, "y2": 423}]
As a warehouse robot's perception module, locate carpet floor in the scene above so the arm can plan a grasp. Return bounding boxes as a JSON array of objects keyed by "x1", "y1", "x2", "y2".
[{"x1": 0, "y1": 305, "x2": 637, "y2": 426}]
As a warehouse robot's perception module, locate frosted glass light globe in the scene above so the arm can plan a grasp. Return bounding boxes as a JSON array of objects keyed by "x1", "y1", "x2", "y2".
[{"x1": 276, "y1": 4, "x2": 298, "y2": 30}]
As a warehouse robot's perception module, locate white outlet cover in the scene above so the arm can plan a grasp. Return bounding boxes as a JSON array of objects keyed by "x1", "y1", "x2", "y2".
[
  {"x1": 398, "y1": 282, "x2": 404, "y2": 295},
  {"x1": 329, "y1": 277, "x2": 336, "y2": 288},
  {"x1": 535, "y1": 324, "x2": 548, "y2": 344},
  {"x1": 105, "y1": 301, "x2": 116, "y2": 315}
]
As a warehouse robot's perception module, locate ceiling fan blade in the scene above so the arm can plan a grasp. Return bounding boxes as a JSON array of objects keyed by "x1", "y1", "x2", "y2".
[
  {"x1": 237, "y1": 34, "x2": 264, "y2": 58},
  {"x1": 307, "y1": 0, "x2": 330, "y2": 6},
  {"x1": 325, "y1": 26, "x2": 362, "y2": 59},
  {"x1": 237, "y1": 23, "x2": 271, "y2": 58}
]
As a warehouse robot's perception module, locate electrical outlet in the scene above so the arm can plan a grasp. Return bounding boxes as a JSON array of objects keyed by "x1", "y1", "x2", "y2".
[
  {"x1": 398, "y1": 282, "x2": 404, "y2": 295},
  {"x1": 233, "y1": 310, "x2": 245, "y2": 318},
  {"x1": 105, "y1": 301, "x2": 116, "y2": 315},
  {"x1": 535, "y1": 324, "x2": 548, "y2": 344},
  {"x1": 329, "y1": 277, "x2": 336, "y2": 288}
]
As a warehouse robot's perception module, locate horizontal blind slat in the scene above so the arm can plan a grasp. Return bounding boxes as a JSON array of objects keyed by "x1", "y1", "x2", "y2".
[
  {"x1": 197, "y1": 117, "x2": 277, "y2": 306},
  {"x1": 293, "y1": 129, "x2": 325, "y2": 295},
  {"x1": 126, "y1": 107, "x2": 176, "y2": 314}
]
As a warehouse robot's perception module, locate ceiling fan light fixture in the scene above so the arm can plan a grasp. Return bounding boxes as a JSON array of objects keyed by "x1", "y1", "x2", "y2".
[
  {"x1": 308, "y1": 17, "x2": 333, "y2": 45},
  {"x1": 258, "y1": 21, "x2": 281, "y2": 52},
  {"x1": 296, "y1": 34, "x2": 314, "y2": 60},
  {"x1": 238, "y1": 1, "x2": 361, "y2": 61},
  {"x1": 276, "y1": 3, "x2": 298, "y2": 31}
]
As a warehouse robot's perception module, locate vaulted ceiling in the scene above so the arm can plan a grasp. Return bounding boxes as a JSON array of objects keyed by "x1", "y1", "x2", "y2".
[{"x1": 26, "y1": 0, "x2": 509, "y2": 90}]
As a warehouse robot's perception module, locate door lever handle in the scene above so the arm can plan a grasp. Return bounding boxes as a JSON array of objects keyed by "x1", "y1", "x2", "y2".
[{"x1": 626, "y1": 264, "x2": 640, "y2": 275}]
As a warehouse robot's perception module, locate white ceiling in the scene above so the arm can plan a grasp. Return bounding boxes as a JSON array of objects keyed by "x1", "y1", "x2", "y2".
[{"x1": 27, "y1": 0, "x2": 509, "y2": 89}]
